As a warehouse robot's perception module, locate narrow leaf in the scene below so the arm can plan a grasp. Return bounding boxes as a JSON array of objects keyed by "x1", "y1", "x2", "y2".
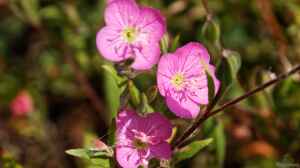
[
  {"x1": 214, "y1": 121, "x2": 226, "y2": 166},
  {"x1": 174, "y1": 138, "x2": 213, "y2": 163},
  {"x1": 66, "y1": 149, "x2": 90, "y2": 159},
  {"x1": 170, "y1": 34, "x2": 180, "y2": 52},
  {"x1": 128, "y1": 80, "x2": 141, "y2": 107},
  {"x1": 206, "y1": 71, "x2": 215, "y2": 102},
  {"x1": 103, "y1": 64, "x2": 121, "y2": 122},
  {"x1": 160, "y1": 34, "x2": 169, "y2": 54}
]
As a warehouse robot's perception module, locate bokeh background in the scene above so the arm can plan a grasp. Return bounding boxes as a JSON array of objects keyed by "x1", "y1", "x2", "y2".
[{"x1": 0, "y1": 0, "x2": 300, "y2": 167}]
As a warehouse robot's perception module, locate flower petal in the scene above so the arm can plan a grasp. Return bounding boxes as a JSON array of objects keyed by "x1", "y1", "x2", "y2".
[
  {"x1": 116, "y1": 146, "x2": 143, "y2": 168},
  {"x1": 137, "y1": 7, "x2": 166, "y2": 41},
  {"x1": 157, "y1": 54, "x2": 178, "y2": 96},
  {"x1": 104, "y1": 0, "x2": 140, "y2": 27},
  {"x1": 130, "y1": 42, "x2": 160, "y2": 70},
  {"x1": 140, "y1": 112, "x2": 172, "y2": 142},
  {"x1": 96, "y1": 26, "x2": 132, "y2": 62},
  {"x1": 149, "y1": 142, "x2": 172, "y2": 159},
  {"x1": 186, "y1": 75, "x2": 209, "y2": 105},
  {"x1": 165, "y1": 93, "x2": 200, "y2": 119},
  {"x1": 207, "y1": 65, "x2": 220, "y2": 94},
  {"x1": 175, "y1": 42, "x2": 210, "y2": 64}
]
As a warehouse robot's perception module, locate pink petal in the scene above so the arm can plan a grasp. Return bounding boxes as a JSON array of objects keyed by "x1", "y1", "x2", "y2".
[
  {"x1": 157, "y1": 54, "x2": 177, "y2": 96},
  {"x1": 149, "y1": 142, "x2": 172, "y2": 159},
  {"x1": 139, "y1": 112, "x2": 172, "y2": 142},
  {"x1": 104, "y1": 0, "x2": 140, "y2": 27},
  {"x1": 107, "y1": 0, "x2": 135, "y2": 4},
  {"x1": 116, "y1": 109, "x2": 140, "y2": 140},
  {"x1": 186, "y1": 75, "x2": 209, "y2": 104},
  {"x1": 175, "y1": 42, "x2": 210, "y2": 64},
  {"x1": 96, "y1": 26, "x2": 131, "y2": 62},
  {"x1": 130, "y1": 42, "x2": 160, "y2": 70},
  {"x1": 137, "y1": 7, "x2": 166, "y2": 41},
  {"x1": 207, "y1": 65, "x2": 220, "y2": 94},
  {"x1": 165, "y1": 93, "x2": 200, "y2": 119},
  {"x1": 116, "y1": 146, "x2": 144, "y2": 168}
]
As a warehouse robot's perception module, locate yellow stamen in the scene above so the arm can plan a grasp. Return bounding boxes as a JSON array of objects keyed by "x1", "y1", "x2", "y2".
[
  {"x1": 171, "y1": 73, "x2": 185, "y2": 89},
  {"x1": 122, "y1": 27, "x2": 136, "y2": 43},
  {"x1": 133, "y1": 139, "x2": 148, "y2": 150}
]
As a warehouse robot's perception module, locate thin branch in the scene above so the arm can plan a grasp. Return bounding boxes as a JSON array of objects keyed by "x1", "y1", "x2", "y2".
[{"x1": 172, "y1": 64, "x2": 300, "y2": 149}]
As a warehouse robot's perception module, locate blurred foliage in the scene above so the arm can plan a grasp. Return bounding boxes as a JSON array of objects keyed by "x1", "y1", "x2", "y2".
[{"x1": 0, "y1": 0, "x2": 300, "y2": 167}]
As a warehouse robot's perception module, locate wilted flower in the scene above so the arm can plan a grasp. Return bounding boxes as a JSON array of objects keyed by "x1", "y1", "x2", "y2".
[
  {"x1": 96, "y1": 0, "x2": 166, "y2": 70},
  {"x1": 157, "y1": 42, "x2": 220, "y2": 119},
  {"x1": 10, "y1": 90, "x2": 34, "y2": 117},
  {"x1": 116, "y1": 109, "x2": 172, "y2": 168}
]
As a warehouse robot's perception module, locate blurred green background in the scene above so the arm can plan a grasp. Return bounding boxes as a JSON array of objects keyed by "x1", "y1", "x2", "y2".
[{"x1": 0, "y1": 0, "x2": 300, "y2": 167}]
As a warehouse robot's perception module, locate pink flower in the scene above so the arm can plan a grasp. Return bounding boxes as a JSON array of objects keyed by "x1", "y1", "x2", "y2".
[
  {"x1": 96, "y1": 0, "x2": 166, "y2": 70},
  {"x1": 10, "y1": 90, "x2": 34, "y2": 117},
  {"x1": 116, "y1": 109, "x2": 172, "y2": 168},
  {"x1": 157, "y1": 42, "x2": 220, "y2": 119}
]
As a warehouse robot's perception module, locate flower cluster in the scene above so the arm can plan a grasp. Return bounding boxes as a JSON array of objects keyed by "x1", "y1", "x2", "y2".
[{"x1": 96, "y1": 0, "x2": 220, "y2": 167}]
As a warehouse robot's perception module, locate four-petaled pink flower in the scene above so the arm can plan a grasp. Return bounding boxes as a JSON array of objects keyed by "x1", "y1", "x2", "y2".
[
  {"x1": 116, "y1": 109, "x2": 172, "y2": 168},
  {"x1": 157, "y1": 42, "x2": 220, "y2": 119},
  {"x1": 96, "y1": 0, "x2": 166, "y2": 70},
  {"x1": 10, "y1": 90, "x2": 34, "y2": 117}
]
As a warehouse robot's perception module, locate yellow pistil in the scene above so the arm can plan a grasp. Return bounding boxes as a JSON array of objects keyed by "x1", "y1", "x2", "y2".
[
  {"x1": 171, "y1": 73, "x2": 185, "y2": 89},
  {"x1": 122, "y1": 27, "x2": 136, "y2": 43},
  {"x1": 133, "y1": 139, "x2": 148, "y2": 150}
]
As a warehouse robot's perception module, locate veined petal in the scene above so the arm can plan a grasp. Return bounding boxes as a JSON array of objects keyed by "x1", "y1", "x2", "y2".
[
  {"x1": 175, "y1": 42, "x2": 211, "y2": 64},
  {"x1": 207, "y1": 65, "x2": 220, "y2": 94},
  {"x1": 104, "y1": 0, "x2": 140, "y2": 27},
  {"x1": 157, "y1": 53, "x2": 178, "y2": 96},
  {"x1": 96, "y1": 26, "x2": 131, "y2": 62},
  {"x1": 165, "y1": 92, "x2": 200, "y2": 119},
  {"x1": 140, "y1": 112, "x2": 172, "y2": 142},
  {"x1": 149, "y1": 142, "x2": 172, "y2": 159},
  {"x1": 137, "y1": 7, "x2": 166, "y2": 41},
  {"x1": 116, "y1": 147, "x2": 143, "y2": 168},
  {"x1": 130, "y1": 42, "x2": 160, "y2": 70},
  {"x1": 186, "y1": 75, "x2": 209, "y2": 104}
]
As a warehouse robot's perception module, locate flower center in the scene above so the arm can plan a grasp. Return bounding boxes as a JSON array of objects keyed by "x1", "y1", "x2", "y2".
[
  {"x1": 171, "y1": 73, "x2": 185, "y2": 89},
  {"x1": 133, "y1": 138, "x2": 148, "y2": 150},
  {"x1": 122, "y1": 27, "x2": 136, "y2": 43}
]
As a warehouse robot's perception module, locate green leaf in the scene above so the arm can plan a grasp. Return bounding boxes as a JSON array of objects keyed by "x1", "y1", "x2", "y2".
[
  {"x1": 66, "y1": 148, "x2": 112, "y2": 160},
  {"x1": 206, "y1": 71, "x2": 215, "y2": 102},
  {"x1": 139, "y1": 93, "x2": 154, "y2": 114},
  {"x1": 102, "y1": 64, "x2": 124, "y2": 84},
  {"x1": 170, "y1": 34, "x2": 180, "y2": 52},
  {"x1": 146, "y1": 85, "x2": 158, "y2": 103},
  {"x1": 174, "y1": 138, "x2": 213, "y2": 163},
  {"x1": 128, "y1": 80, "x2": 141, "y2": 107},
  {"x1": 224, "y1": 50, "x2": 241, "y2": 79},
  {"x1": 103, "y1": 64, "x2": 121, "y2": 122},
  {"x1": 160, "y1": 34, "x2": 169, "y2": 54},
  {"x1": 88, "y1": 158, "x2": 110, "y2": 168},
  {"x1": 213, "y1": 121, "x2": 226, "y2": 166},
  {"x1": 66, "y1": 149, "x2": 90, "y2": 159},
  {"x1": 217, "y1": 50, "x2": 241, "y2": 97},
  {"x1": 201, "y1": 19, "x2": 221, "y2": 48}
]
